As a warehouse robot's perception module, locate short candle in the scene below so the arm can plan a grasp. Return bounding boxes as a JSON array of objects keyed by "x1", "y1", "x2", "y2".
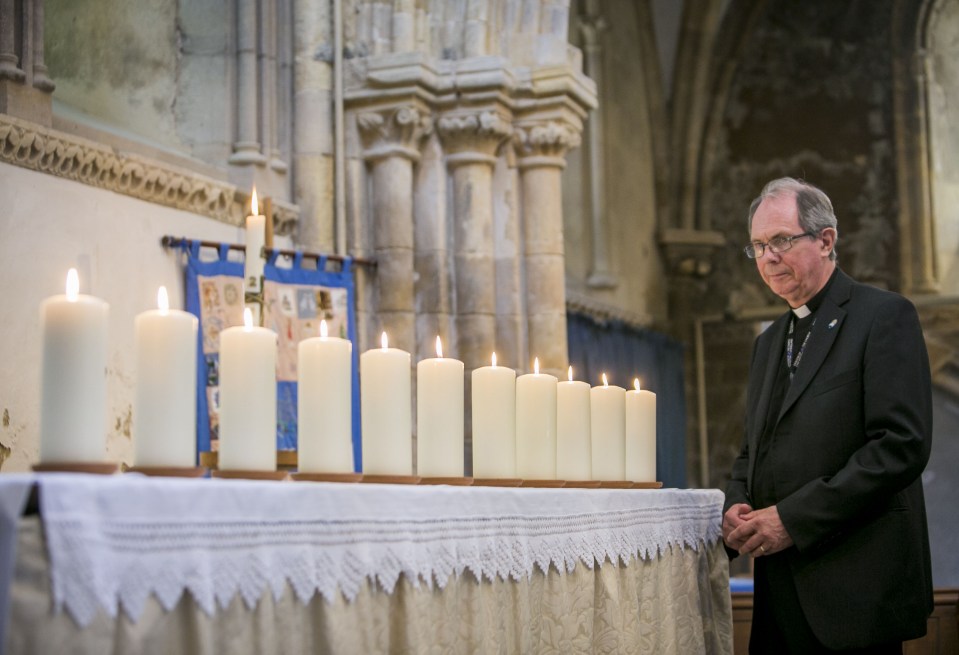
[
  {"x1": 360, "y1": 332, "x2": 412, "y2": 475},
  {"x1": 416, "y1": 336, "x2": 464, "y2": 477},
  {"x1": 472, "y1": 352, "x2": 517, "y2": 478},
  {"x1": 556, "y1": 366, "x2": 591, "y2": 480},
  {"x1": 590, "y1": 373, "x2": 626, "y2": 481},
  {"x1": 133, "y1": 286, "x2": 198, "y2": 468},
  {"x1": 297, "y1": 319, "x2": 354, "y2": 473},
  {"x1": 625, "y1": 377, "x2": 657, "y2": 482},
  {"x1": 218, "y1": 307, "x2": 278, "y2": 471},
  {"x1": 515, "y1": 357, "x2": 558, "y2": 480},
  {"x1": 39, "y1": 269, "x2": 109, "y2": 464}
]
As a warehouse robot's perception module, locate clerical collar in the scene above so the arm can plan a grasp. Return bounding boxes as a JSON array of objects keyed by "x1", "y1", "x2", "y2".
[{"x1": 790, "y1": 268, "x2": 838, "y2": 319}]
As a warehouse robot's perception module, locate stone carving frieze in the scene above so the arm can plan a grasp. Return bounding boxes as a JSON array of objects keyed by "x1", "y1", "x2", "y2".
[
  {"x1": 513, "y1": 121, "x2": 582, "y2": 164},
  {"x1": 0, "y1": 115, "x2": 295, "y2": 229},
  {"x1": 436, "y1": 110, "x2": 513, "y2": 161},
  {"x1": 356, "y1": 106, "x2": 433, "y2": 162}
]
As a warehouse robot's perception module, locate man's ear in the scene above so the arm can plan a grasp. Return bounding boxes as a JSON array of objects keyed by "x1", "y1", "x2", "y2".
[{"x1": 820, "y1": 227, "x2": 837, "y2": 255}]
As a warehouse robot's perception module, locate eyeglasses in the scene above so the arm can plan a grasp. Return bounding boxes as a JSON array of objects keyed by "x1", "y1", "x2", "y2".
[{"x1": 744, "y1": 231, "x2": 817, "y2": 259}]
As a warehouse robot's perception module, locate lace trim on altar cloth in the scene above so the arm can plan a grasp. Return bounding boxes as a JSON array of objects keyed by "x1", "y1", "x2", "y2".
[{"x1": 21, "y1": 474, "x2": 723, "y2": 627}]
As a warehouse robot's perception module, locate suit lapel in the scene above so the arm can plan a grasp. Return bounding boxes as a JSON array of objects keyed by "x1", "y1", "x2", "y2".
[{"x1": 778, "y1": 270, "x2": 853, "y2": 420}]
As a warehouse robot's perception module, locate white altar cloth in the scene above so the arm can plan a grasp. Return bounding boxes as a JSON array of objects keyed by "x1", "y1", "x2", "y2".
[{"x1": 0, "y1": 473, "x2": 723, "y2": 630}]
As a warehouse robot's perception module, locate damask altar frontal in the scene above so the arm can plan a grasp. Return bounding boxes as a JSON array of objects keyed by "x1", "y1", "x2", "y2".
[{"x1": 1, "y1": 474, "x2": 733, "y2": 654}]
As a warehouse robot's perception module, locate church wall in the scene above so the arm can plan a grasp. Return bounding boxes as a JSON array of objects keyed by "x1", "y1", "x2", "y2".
[
  {"x1": 563, "y1": 1, "x2": 667, "y2": 329},
  {"x1": 45, "y1": 0, "x2": 189, "y2": 154},
  {"x1": 681, "y1": 0, "x2": 905, "y2": 489}
]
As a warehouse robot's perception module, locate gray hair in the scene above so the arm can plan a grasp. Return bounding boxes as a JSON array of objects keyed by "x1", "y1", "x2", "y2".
[{"x1": 747, "y1": 177, "x2": 839, "y2": 261}]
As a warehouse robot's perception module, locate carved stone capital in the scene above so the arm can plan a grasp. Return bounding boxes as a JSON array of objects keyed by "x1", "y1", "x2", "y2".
[
  {"x1": 436, "y1": 110, "x2": 513, "y2": 166},
  {"x1": 512, "y1": 120, "x2": 582, "y2": 169},
  {"x1": 356, "y1": 105, "x2": 433, "y2": 163}
]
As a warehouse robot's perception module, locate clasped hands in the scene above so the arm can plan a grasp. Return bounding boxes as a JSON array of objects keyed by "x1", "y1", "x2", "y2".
[{"x1": 723, "y1": 503, "x2": 794, "y2": 558}]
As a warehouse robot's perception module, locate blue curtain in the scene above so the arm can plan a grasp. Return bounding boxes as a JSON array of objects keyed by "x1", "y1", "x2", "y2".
[{"x1": 566, "y1": 312, "x2": 687, "y2": 488}]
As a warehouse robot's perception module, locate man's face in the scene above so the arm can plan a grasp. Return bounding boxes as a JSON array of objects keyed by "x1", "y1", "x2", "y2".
[{"x1": 750, "y1": 193, "x2": 833, "y2": 308}]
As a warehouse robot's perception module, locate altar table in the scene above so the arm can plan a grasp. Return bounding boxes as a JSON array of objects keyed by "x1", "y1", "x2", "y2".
[{"x1": 0, "y1": 474, "x2": 732, "y2": 654}]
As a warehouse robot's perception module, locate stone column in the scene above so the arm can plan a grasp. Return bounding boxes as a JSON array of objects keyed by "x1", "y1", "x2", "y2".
[
  {"x1": 0, "y1": 0, "x2": 54, "y2": 126},
  {"x1": 514, "y1": 119, "x2": 581, "y2": 376},
  {"x1": 230, "y1": 0, "x2": 266, "y2": 166},
  {"x1": 0, "y1": 0, "x2": 23, "y2": 83},
  {"x1": 578, "y1": 5, "x2": 615, "y2": 289},
  {"x1": 357, "y1": 105, "x2": 432, "y2": 354},
  {"x1": 437, "y1": 109, "x2": 513, "y2": 373}
]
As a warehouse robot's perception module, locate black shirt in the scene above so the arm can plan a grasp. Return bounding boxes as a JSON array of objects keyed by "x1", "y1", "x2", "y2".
[{"x1": 751, "y1": 268, "x2": 838, "y2": 508}]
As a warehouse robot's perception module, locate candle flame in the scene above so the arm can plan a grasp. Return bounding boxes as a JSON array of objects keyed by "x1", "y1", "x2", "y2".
[
  {"x1": 320, "y1": 319, "x2": 328, "y2": 338},
  {"x1": 534, "y1": 357, "x2": 540, "y2": 375},
  {"x1": 634, "y1": 378, "x2": 641, "y2": 391},
  {"x1": 381, "y1": 331, "x2": 389, "y2": 349},
  {"x1": 491, "y1": 351, "x2": 497, "y2": 367},
  {"x1": 602, "y1": 373, "x2": 609, "y2": 387},
  {"x1": 157, "y1": 286, "x2": 169, "y2": 313},
  {"x1": 435, "y1": 335, "x2": 443, "y2": 358},
  {"x1": 568, "y1": 365, "x2": 573, "y2": 382},
  {"x1": 243, "y1": 307, "x2": 254, "y2": 330},
  {"x1": 251, "y1": 186, "x2": 259, "y2": 216},
  {"x1": 65, "y1": 268, "x2": 80, "y2": 301}
]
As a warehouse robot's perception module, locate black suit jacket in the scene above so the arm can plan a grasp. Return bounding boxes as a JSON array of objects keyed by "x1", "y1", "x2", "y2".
[{"x1": 724, "y1": 269, "x2": 934, "y2": 649}]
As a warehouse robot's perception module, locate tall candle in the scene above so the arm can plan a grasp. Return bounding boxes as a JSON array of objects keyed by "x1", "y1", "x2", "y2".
[
  {"x1": 298, "y1": 320, "x2": 354, "y2": 473},
  {"x1": 244, "y1": 187, "x2": 265, "y2": 294},
  {"x1": 515, "y1": 358, "x2": 557, "y2": 479},
  {"x1": 416, "y1": 336, "x2": 464, "y2": 477},
  {"x1": 360, "y1": 332, "x2": 412, "y2": 475},
  {"x1": 556, "y1": 366, "x2": 591, "y2": 480},
  {"x1": 471, "y1": 352, "x2": 516, "y2": 478},
  {"x1": 626, "y1": 378, "x2": 657, "y2": 482},
  {"x1": 590, "y1": 373, "x2": 625, "y2": 481},
  {"x1": 39, "y1": 269, "x2": 109, "y2": 463},
  {"x1": 218, "y1": 308, "x2": 277, "y2": 471},
  {"x1": 133, "y1": 286, "x2": 198, "y2": 467}
]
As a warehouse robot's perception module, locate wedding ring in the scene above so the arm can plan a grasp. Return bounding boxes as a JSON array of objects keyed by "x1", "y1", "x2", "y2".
[{"x1": 759, "y1": 545, "x2": 765, "y2": 554}]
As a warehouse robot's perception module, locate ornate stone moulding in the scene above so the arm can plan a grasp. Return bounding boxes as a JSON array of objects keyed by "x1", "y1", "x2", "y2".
[{"x1": 0, "y1": 114, "x2": 298, "y2": 233}]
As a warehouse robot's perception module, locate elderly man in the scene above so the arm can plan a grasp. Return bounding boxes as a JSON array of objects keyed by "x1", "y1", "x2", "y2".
[{"x1": 723, "y1": 178, "x2": 933, "y2": 653}]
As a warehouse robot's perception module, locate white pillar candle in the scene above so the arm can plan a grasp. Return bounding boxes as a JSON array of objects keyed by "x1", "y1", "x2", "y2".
[
  {"x1": 471, "y1": 352, "x2": 516, "y2": 478},
  {"x1": 557, "y1": 366, "x2": 591, "y2": 480},
  {"x1": 626, "y1": 378, "x2": 657, "y2": 482},
  {"x1": 244, "y1": 187, "x2": 266, "y2": 294},
  {"x1": 39, "y1": 269, "x2": 109, "y2": 463},
  {"x1": 515, "y1": 358, "x2": 557, "y2": 479},
  {"x1": 133, "y1": 286, "x2": 198, "y2": 467},
  {"x1": 590, "y1": 374, "x2": 625, "y2": 481},
  {"x1": 416, "y1": 336, "x2": 464, "y2": 477},
  {"x1": 360, "y1": 332, "x2": 412, "y2": 475},
  {"x1": 297, "y1": 320, "x2": 354, "y2": 473},
  {"x1": 218, "y1": 308, "x2": 277, "y2": 471}
]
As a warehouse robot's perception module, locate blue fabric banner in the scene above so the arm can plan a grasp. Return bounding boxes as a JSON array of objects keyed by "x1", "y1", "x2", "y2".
[{"x1": 180, "y1": 241, "x2": 360, "y2": 470}]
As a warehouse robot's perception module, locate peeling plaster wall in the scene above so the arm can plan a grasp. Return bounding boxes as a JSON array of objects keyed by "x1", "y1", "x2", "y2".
[
  {"x1": 694, "y1": 0, "x2": 903, "y2": 485},
  {"x1": 46, "y1": 0, "x2": 184, "y2": 151}
]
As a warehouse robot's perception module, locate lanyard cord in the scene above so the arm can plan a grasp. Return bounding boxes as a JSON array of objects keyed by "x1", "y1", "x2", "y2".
[{"x1": 786, "y1": 316, "x2": 815, "y2": 380}]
